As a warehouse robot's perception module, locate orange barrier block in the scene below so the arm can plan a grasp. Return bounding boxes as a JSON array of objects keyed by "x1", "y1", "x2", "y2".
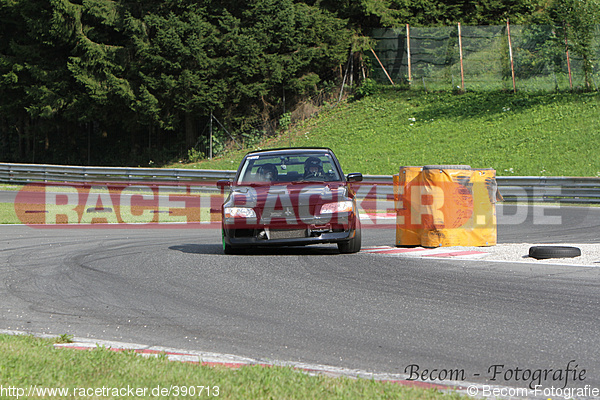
[
  {"x1": 395, "y1": 165, "x2": 498, "y2": 247},
  {"x1": 467, "y1": 168, "x2": 498, "y2": 246},
  {"x1": 394, "y1": 167, "x2": 423, "y2": 246}
]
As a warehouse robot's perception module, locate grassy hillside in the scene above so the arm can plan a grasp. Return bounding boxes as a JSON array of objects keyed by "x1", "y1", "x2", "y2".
[{"x1": 176, "y1": 88, "x2": 600, "y2": 177}]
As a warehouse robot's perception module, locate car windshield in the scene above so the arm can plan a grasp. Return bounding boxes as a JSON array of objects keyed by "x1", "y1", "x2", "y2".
[{"x1": 237, "y1": 153, "x2": 342, "y2": 184}]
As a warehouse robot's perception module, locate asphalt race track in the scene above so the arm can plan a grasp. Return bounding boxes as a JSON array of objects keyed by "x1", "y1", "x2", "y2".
[{"x1": 1, "y1": 201, "x2": 599, "y2": 393}]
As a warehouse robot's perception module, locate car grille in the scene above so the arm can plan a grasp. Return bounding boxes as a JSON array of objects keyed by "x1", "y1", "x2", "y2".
[{"x1": 268, "y1": 229, "x2": 307, "y2": 239}]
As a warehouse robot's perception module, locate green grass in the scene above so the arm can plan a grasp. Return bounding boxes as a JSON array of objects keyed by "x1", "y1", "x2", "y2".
[
  {"x1": 0, "y1": 334, "x2": 467, "y2": 400},
  {"x1": 0, "y1": 202, "x2": 19, "y2": 224},
  {"x1": 177, "y1": 88, "x2": 600, "y2": 177},
  {"x1": 0, "y1": 184, "x2": 23, "y2": 191}
]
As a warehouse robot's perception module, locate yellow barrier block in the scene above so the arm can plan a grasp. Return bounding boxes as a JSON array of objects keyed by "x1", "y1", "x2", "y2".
[
  {"x1": 395, "y1": 165, "x2": 498, "y2": 247},
  {"x1": 395, "y1": 166, "x2": 422, "y2": 246},
  {"x1": 468, "y1": 168, "x2": 498, "y2": 246}
]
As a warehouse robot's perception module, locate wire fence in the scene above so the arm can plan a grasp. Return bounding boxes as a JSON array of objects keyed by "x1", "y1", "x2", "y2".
[
  {"x1": 196, "y1": 23, "x2": 600, "y2": 160},
  {"x1": 370, "y1": 23, "x2": 600, "y2": 92}
]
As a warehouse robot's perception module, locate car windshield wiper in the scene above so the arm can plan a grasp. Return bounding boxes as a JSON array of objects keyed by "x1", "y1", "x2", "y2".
[
  {"x1": 293, "y1": 178, "x2": 325, "y2": 183},
  {"x1": 236, "y1": 182, "x2": 271, "y2": 187}
]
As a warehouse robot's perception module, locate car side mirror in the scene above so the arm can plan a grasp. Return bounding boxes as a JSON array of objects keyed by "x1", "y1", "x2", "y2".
[{"x1": 346, "y1": 173, "x2": 363, "y2": 182}]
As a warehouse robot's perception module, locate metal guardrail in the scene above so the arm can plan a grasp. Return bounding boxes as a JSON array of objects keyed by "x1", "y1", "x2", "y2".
[
  {"x1": 494, "y1": 176, "x2": 600, "y2": 204},
  {"x1": 1, "y1": 163, "x2": 599, "y2": 204},
  {"x1": 0, "y1": 163, "x2": 236, "y2": 183}
]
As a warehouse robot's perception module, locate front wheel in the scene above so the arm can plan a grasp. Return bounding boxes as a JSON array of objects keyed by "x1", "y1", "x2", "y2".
[
  {"x1": 338, "y1": 219, "x2": 361, "y2": 254},
  {"x1": 222, "y1": 230, "x2": 243, "y2": 255}
]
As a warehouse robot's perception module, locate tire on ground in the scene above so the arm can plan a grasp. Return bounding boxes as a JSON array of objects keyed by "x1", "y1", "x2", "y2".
[
  {"x1": 223, "y1": 230, "x2": 245, "y2": 255},
  {"x1": 338, "y1": 218, "x2": 362, "y2": 254},
  {"x1": 528, "y1": 246, "x2": 581, "y2": 260}
]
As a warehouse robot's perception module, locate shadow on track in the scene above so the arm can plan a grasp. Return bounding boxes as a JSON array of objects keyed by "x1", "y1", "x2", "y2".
[
  {"x1": 168, "y1": 243, "x2": 341, "y2": 256},
  {"x1": 168, "y1": 244, "x2": 222, "y2": 254}
]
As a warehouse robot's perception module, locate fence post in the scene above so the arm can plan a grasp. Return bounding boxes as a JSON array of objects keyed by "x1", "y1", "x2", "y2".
[
  {"x1": 507, "y1": 19, "x2": 517, "y2": 93},
  {"x1": 370, "y1": 48, "x2": 395, "y2": 86},
  {"x1": 458, "y1": 23, "x2": 465, "y2": 92},
  {"x1": 406, "y1": 24, "x2": 412, "y2": 86},
  {"x1": 564, "y1": 27, "x2": 573, "y2": 90},
  {"x1": 209, "y1": 111, "x2": 213, "y2": 159}
]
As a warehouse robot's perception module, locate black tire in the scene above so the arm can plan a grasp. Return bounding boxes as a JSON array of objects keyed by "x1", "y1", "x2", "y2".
[
  {"x1": 223, "y1": 242, "x2": 235, "y2": 255},
  {"x1": 529, "y1": 246, "x2": 581, "y2": 260},
  {"x1": 222, "y1": 230, "x2": 243, "y2": 255},
  {"x1": 338, "y1": 219, "x2": 362, "y2": 254}
]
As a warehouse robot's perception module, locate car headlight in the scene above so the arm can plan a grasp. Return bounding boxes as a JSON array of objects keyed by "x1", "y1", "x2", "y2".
[
  {"x1": 224, "y1": 207, "x2": 257, "y2": 219},
  {"x1": 319, "y1": 201, "x2": 354, "y2": 214}
]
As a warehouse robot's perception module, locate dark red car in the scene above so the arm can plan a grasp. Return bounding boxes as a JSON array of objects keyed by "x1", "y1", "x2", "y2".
[{"x1": 218, "y1": 148, "x2": 363, "y2": 254}]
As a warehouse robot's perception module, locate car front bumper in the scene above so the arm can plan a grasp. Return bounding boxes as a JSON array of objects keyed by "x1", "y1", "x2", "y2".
[{"x1": 223, "y1": 227, "x2": 356, "y2": 247}]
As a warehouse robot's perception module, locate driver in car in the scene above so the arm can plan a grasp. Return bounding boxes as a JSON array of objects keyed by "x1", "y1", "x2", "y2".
[{"x1": 303, "y1": 157, "x2": 324, "y2": 179}]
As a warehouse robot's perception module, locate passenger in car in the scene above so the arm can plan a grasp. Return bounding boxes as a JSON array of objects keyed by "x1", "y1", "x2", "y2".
[{"x1": 257, "y1": 164, "x2": 278, "y2": 182}]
